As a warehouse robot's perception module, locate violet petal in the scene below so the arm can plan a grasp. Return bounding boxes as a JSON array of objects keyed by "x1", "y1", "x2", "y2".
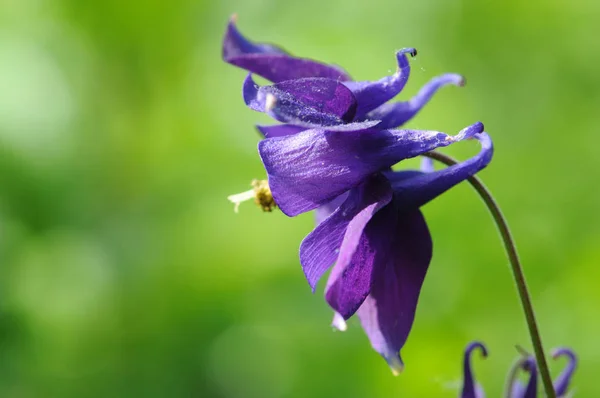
[
  {"x1": 243, "y1": 74, "x2": 357, "y2": 126},
  {"x1": 259, "y1": 122, "x2": 484, "y2": 216},
  {"x1": 386, "y1": 132, "x2": 493, "y2": 209},
  {"x1": 354, "y1": 209, "x2": 433, "y2": 374},
  {"x1": 300, "y1": 175, "x2": 392, "y2": 291},
  {"x1": 325, "y1": 196, "x2": 399, "y2": 319},
  {"x1": 223, "y1": 18, "x2": 351, "y2": 83},
  {"x1": 461, "y1": 342, "x2": 488, "y2": 398},
  {"x1": 366, "y1": 74, "x2": 465, "y2": 129},
  {"x1": 343, "y1": 48, "x2": 416, "y2": 119}
]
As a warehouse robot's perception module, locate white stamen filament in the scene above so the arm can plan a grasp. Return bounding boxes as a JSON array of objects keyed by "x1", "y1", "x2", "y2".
[{"x1": 227, "y1": 189, "x2": 256, "y2": 213}]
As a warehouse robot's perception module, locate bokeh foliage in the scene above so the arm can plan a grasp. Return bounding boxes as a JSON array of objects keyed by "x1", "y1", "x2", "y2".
[{"x1": 1, "y1": 0, "x2": 599, "y2": 396}]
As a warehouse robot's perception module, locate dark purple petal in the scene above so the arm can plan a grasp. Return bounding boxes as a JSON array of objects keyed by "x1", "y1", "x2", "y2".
[
  {"x1": 300, "y1": 175, "x2": 392, "y2": 291},
  {"x1": 552, "y1": 348, "x2": 577, "y2": 396},
  {"x1": 223, "y1": 18, "x2": 351, "y2": 83},
  {"x1": 243, "y1": 74, "x2": 356, "y2": 126},
  {"x1": 387, "y1": 132, "x2": 492, "y2": 208},
  {"x1": 366, "y1": 74, "x2": 465, "y2": 129},
  {"x1": 461, "y1": 342, "x2": 488, "y2": 398},
  {"x1": 342, "y1": 48, "x2": 416, "y2": 119},
  {"x1": 324, "y1": 190, "x2": 398, "y2": 319},
  {"x1": 354, "y1": 209, "x2": 433, "y2": 374},
  {"x1": 256, "y1": 124, "x2": 307, "y2": 138},
  {"x1": 259, "y1": 122, "x2": 483, "y2": 216}
]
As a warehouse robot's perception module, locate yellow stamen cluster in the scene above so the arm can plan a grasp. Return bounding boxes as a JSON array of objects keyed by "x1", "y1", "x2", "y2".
[
  {"x1": 251, "y1": 179, "x2": 276, "y2": 212},
  {"x1": 227, "y1": 179, "x2": 277, "y2": 213}
]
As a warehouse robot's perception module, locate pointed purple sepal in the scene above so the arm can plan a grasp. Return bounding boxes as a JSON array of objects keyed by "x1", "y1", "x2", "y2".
[
  {"x1": 354, "y1": 209, "x2": 433, "y2": 374},
  {"x1": 223, "y1": 18, "x2": 351, "y2": 83},
  {"x1": 386, "y1": 131, "x2": 492, "y2": 209},
  {"x1": 259, "y1": 122, "x2": 484, "y2": 216}
]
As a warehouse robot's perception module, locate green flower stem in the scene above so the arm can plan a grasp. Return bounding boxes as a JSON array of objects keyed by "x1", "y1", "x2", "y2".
[{"x1": 423, "y1": 151, "x2": 555, "y2": 398}]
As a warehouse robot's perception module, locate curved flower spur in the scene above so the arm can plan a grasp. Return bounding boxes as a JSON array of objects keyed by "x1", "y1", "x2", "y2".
[
  {"x1": 223, "y1": 18, "x2": 493, "y2": 373},
  {"x1": 461, "y1": 342, "x2": 577, "y2": 397},
  {"x1": 223, "y1": 16, "x2": 465, "y2": 138}
]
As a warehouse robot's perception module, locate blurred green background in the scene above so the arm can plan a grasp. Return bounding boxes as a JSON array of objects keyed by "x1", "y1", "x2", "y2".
[{"x1": 1, "y1": 0, "x2": 599, "y2": 396}]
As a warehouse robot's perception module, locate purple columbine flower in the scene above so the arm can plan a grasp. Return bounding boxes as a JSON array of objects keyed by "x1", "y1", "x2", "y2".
[
  {"x1": 223, "y1": 17, "x2": 495, "y2": 373},
  {"x1": 461, "y1": 342, "x2": 577, "y2": 397},
  {"x1": 223, "y1": 17, "x2": 465, "y2": 138}
]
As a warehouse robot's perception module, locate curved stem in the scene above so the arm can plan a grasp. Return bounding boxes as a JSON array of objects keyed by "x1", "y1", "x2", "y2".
[{"x1": 423, "y1": 151, "x2": 556, "y2": 398}]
